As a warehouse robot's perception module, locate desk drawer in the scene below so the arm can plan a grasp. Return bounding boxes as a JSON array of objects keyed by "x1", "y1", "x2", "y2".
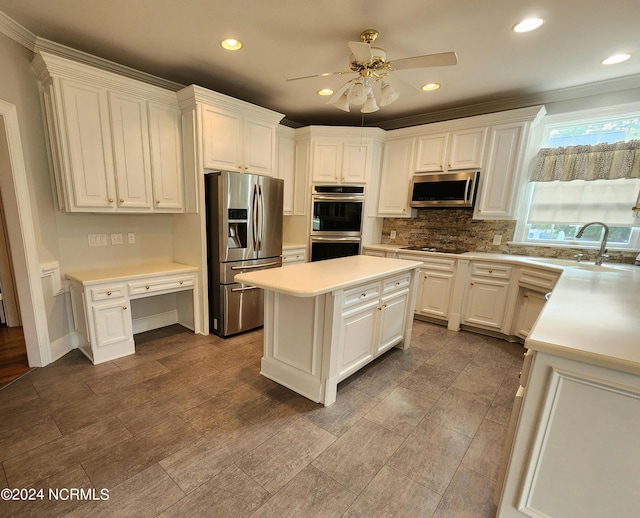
[
  {"x1": 128, "y1": 273, "x2": 195, "y2": 297},
  {"x1": 90, "y1": 284, "x2": 126, "y2": 302}
]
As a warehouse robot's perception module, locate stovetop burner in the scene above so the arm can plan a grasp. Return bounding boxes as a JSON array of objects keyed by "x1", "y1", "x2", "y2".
[{"x1": 402, "y1": 246, "x2": 468, "y2": 254}]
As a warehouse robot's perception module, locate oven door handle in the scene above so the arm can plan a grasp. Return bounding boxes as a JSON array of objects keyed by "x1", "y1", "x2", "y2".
[
  {"x1": 311, "y1": 236, "x2": 361, "y2": 242},
  {"x1": 312, "y1": 195, "x2": 364, "y2": 202}
]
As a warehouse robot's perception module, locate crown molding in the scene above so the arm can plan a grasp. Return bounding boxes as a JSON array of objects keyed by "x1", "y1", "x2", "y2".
[
  {"x1": 377, "y1": 74, "x2": 640, "y2": 130},
  {"x1": 0, "y1": 10, "x2": 37, "y2": 50}
]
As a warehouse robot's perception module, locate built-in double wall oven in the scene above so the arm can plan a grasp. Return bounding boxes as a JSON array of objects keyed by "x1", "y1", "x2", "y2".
[{"x1": 310, "y1": 185, "x2": 364, "y2": 262}]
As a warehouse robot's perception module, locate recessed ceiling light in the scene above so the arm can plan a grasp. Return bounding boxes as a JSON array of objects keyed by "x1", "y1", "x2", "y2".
[
  {"x1": 421, "y1": 83, "x2": 440, "y2": 91},
  {"x1": 220, "y1": 38, "x2": 243, "y2": 51},
  {"x1": 513, "y1": 18, "x2": 544, "y2": 33},
  {"x1": 602, "y1": 53, "x2": 631, "y2": 65},
  {"x1": 317, "y1": 88, "x2": 334, "y2": 96}
]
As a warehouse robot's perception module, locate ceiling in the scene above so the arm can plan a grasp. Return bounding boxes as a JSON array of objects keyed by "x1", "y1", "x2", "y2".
[{"x1": 1, "y1": 0, "x2": 639, "y2": 128}]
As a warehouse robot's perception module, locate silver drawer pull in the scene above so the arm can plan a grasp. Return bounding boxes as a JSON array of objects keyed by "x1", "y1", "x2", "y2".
[
  {"x1": 231, "y1": 286, "x2": 259, "y2": 292},
  {"x1": 231, "y1": 260, "x2": 281, "y2": 270}
]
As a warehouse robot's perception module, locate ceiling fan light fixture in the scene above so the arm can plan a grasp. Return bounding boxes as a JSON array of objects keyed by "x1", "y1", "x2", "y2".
[
  {"x1": 332, "y1": 91, "x2": 351, "y2": 112},
  {"x1": 379, "y1": 81, "x2": 399, "y2": 106},
  {"x1": 513, "y1": 18, "x2": 544, "y2": 33},
  {"x1": 220, "y1": 38, "x2": 243, "y2": 50},
  {"x1": 347, "y1": 80, "x2": 368, "y2": 106},
  {"x1": 361, "y1": 92, "x2": 379, "y2": 113}
]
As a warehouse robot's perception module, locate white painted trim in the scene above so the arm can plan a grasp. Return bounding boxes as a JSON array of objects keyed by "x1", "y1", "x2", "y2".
[
  {"x1": 0, "y1": 100, "x2": 52, "y2": 366},
  {"x1": 0, "y1": 11, "x2": 37, "y2": 50},
  {"x1": 40, "y1": 261, "x2": 64, "y2": 296},
  {"x1": 131, "y1": 310, "x2": 179, "y2": 335},
  {"x1": 49, "y1": 333, "x2": 77, "y2": 363}
]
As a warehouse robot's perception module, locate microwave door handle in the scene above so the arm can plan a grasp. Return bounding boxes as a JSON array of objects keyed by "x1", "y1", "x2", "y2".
[{"x1": 463, "y1": 177, "x2": 471, "y2": 204}]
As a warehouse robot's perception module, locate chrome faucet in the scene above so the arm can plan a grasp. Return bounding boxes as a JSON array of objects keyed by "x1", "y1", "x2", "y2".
[{"x1": 576, "y1": 222, "x2": 609, "y2": 265}]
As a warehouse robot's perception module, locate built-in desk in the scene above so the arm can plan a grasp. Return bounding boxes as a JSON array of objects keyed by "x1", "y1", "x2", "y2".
[
  {"x1": 235, "y1": 255, "x2": 421, "y2": 405},
  {"x1": 66, "y1": 262, "x2": 199, "y2": 364}
]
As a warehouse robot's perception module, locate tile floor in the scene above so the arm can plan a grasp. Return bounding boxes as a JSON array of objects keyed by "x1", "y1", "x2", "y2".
[{"x1": 0, "y1": 320, "x2": 523, "y2": 517}]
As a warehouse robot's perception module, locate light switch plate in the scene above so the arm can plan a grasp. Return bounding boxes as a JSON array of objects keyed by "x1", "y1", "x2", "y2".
[
  {"x1": 128, "y1": 232, "x2": 136, "y2": 244},
  {"x1": 493, "y1": 234, "x2": 502, "y2": 245},
  {"x1": 111, "y1": 233, "x2": 123, "y2": 245},
  {"x1": 390, "y1": 230, "x2": 397, "y2": 239},
  {"x1": 88, "y1": 233, "x2": 107, "y2": 246}
]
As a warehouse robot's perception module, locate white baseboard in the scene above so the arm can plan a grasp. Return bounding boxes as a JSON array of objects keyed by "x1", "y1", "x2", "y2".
[
  {"x1": 49, "y1": 332, "x2": 80, "y2": 362},
  {"x1": 132, "y1": 310, "x2": 179, "y2": 335}
]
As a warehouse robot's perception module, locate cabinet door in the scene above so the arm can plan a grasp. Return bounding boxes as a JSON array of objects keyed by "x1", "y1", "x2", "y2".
[
  {"x1": 377, "y1": 138, "x2": 415, "y2": 216},
  {"x1": 449, "y1": 128, "x2": 486, "y2": 170},
  {"x1": 475, "y1": 123, "x2": 523, "y2": 219},
  {"x1": 513, "y1": 289, "x2": 546, "y2": 338},
  {"x1": 201, "y1": 104, "x2": 242, "y2": 171},
  {"x1": 92, "y1": 300, "x2": 133, "y2": 348},
  {"x1": 108, "y1": 92, "x2": 153, "y2": 210},
  {"x1": 415, "y1": 133, "x2": 448, "y2": 172},
  {"x1": 148, "y1": 102, "x2": 184, "y2": 211},
  {"x1": 60, "y1": 79, "x2": 116, "y2": 210},
  {"x1": 243, "y1": 117, "x2": 275, "y2": 175},
  {"x1": 341, "y1": 142, "x2": 370, "y2": 183},
  {"x1": 417, "y1": 270, "x2": 454, "y2": 320},
  {"x1": 339, "y1": 304, "x2": 377, "y2": 378},
  {"x1": 311, "y1": 141, "x2": 341, "y2": 183},
  {"x1": 463, "y1": 277, "x2": 510, "y2": 330},
  {"x1": 376, "y1": 290, "x2": 409, "y2": 355},
  {"x1": 276, "y1": 131, "x2": 295, "y2": 215}
]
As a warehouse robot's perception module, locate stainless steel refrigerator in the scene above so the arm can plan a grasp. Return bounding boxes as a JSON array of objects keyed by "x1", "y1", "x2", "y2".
[{"x1": 205, "y1": 171, "x2": 284, "y2": 336}]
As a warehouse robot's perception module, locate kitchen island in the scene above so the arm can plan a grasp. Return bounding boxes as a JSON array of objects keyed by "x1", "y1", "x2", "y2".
[{"x1": 234, "y1": 255, "x2": 421, "y2": 405}]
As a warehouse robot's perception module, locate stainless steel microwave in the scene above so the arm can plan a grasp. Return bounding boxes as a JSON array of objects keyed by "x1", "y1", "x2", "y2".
[{"x1": 409, "y1": 170, "x2": 479, "y2": 208}]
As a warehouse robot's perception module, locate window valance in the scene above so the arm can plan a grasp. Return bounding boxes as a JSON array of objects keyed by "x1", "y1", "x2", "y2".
[{"x1": 530, "y1": 140, "x2": 640, "y2": 182}]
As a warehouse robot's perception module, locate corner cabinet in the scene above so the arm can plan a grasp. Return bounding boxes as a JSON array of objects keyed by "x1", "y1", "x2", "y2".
[
  {"x1": 462, "y1": 262, "x2": 513, "y2": 332},
  {"x1": 177, "y1": 85, "x2": 284, "y2": 180},
  {"x1": 32, "y1": 51, "x2": 186, "y2": 213}
]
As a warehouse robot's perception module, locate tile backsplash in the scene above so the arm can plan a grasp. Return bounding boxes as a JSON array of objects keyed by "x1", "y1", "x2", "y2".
[{"x1": 382, "y1": 209, "x2": 637, "y2": 264}]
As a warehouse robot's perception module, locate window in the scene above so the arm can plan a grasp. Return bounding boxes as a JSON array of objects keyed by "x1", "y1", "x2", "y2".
[{"x1": 517, "y1": 107, "x2": 640, "y2": 250}]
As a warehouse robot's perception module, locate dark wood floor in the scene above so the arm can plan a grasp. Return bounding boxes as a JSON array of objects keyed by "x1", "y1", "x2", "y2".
[{"x1": 0, "y1": 325, "x2": 30, "y2": 388}]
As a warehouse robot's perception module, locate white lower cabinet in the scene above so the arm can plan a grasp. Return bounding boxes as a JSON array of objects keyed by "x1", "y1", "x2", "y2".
[
  {"x1": 512, "y1": 289, "x2": 546, "y2": 338},
  {"x1": 417, "y1": 270, "x2": 455, "y2": 320},
  {"x1": 92, "y1": 299, "x2": 133, "y2": 349},
  {"x1": 337, "y1": 273, "x2": 411, "y2": 381},
  {"x1": 462, "y1": 263, "x2": 512, "y2": 332}
]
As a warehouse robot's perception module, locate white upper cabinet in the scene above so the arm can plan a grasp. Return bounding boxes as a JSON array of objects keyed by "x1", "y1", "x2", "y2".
[
  {"x1": 377, "y1": 137, "x2": 416, "y2": 217},
  {"x1": 415, "y1": 128, "x2": 486, "y2": 172},
  {"x1": 178, "y1": 85, "x2": 284, "y2": 181},
  {"x1": 276, "y1": 125, "x2": 296, "y2": 215},
  {"x1": 311, "y1": 139, "x2": 371, "y2": 184},
  {"x1": 33, "y1": 51, "x2": 186, "y2": 213}
]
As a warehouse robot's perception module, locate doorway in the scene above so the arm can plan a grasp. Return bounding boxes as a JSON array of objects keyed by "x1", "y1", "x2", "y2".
[{"x1": 0, "y1": 114, "x2": 29, "y2": 387}]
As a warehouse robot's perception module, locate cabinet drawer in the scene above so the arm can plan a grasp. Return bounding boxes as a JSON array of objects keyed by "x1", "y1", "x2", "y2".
[
  {"x1": 128, "y1": 274, "x2": 195, "y2": 297},
  {"x1": 470, "y1": 263, "x2": 512, "y2": 279},
  {"x1": 343, "y1": 281, "x2": 380, "y2": 309},
  {"x1": 90, "y1": 284, "x2": 126, "y2": 302},
  {"x1": 518, "y1": 268, "x2": 559, "y2": 291},
  {"x1": 382, "y1": 273, "x2": 411, "y2": 294}
]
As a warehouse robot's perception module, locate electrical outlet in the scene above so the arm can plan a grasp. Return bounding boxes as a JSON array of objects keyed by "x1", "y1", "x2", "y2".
[
  {"x1": 128, "y1": 232, "x2": 136, "y2": 244},
  {"x1": 493, "y1": 234, "x2": 502, "y2": 245},
  {"x1": 88, "y1": 233, "x2": 107, "y2": 246},
  {"x1": 390, "y1": 230, "x2": 397, "y2": 239},
  {"x1": 111, "y1": 233, "x2": 123, "y2": 245}
]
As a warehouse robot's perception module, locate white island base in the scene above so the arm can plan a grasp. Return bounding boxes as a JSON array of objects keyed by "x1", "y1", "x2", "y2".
[{"x1": 235, "y1": 255, "x2": 421, "y2": 406}]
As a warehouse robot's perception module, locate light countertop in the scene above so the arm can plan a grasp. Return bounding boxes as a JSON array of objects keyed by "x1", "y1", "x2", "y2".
[
  {"x1": 66, "y1": 262, "x2": 198, "y2": 285},
  {"x1": 235, "y1": 255, "x2": 422, "y2": 297},
  {"x1": 365, "y1": 244, "x2": 640, "y2": 375}
]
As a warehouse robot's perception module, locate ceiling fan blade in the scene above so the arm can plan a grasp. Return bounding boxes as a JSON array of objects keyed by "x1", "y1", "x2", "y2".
[
  {"x1": 391, "y1": 52, "x2": 458, "y2": 70},
  {"x1": 348, "y1": 41, "x2": 372, "y2": 63},
  {"x1": 286, "y1": 70, "x2": 348, "y2": 81},
  {"x1": 324, "y1": 83, "x2": 351, "y2": 105}
]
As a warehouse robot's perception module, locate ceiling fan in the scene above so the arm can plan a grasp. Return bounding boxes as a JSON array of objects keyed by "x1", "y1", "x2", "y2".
[{"x1": 286, "y1": 29, "x2": 457, "y2": 113}]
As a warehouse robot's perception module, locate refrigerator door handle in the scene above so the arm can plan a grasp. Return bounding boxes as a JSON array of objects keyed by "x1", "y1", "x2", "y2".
[
  {"x1": 252, "y1": 184, "x2": 259, "y2": 250},
  {"x1": 230, "y1": 260, "x2": 281, "y2": 270},
  {"x1": 230, "y1": 285, "x2": 260, "y2": 293},
  {"x1": 258, "y1": 184, "x2": 264, "y2": 251}
]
